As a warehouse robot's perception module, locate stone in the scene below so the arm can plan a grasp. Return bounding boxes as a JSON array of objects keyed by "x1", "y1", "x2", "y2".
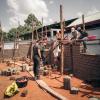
[
  {"x1": 6, "y1": 71, "x2": 12, "y2": 76},
  {"x1": 21, "y1": 90, "x2": 28, "y2": 97},
  {"x1": 70, "y1": 87, "x2": 79, "y2": 94},
  {"x1": 89, "y1": 97, "x2": 100, "y2": 100}
]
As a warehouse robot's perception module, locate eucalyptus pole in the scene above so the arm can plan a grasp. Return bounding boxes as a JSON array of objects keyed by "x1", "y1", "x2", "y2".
[
  {"x1": 42, "y1": 17, "x2": 44, "y2": 40},
  {"x1": 31, "y1": 20, "x2": 35, "y2": 60},
  {"x1": 13, "y1": 28, "x2": 17, "y2": 67},
  {"x1": 45, "y1": 26, "x2": 47, "y2": 37},
  {"x1": 82, "y1": 14, "x2": 85, "y2": 32},
  {"x1": 60, "y1": 5, "x2": 64, "y2": 75},
  {"x1": 36, "y1": 27, "x2": 38, "y2": 40},
  {"x1": 17, "y1": 21, "x2": 20, "y2": 57},
  {"x1": 0, "y1": 22, "x2": 4, "y2": 62}
]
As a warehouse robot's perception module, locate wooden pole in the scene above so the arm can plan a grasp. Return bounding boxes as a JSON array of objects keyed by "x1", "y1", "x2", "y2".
[
  {"x1": 0, "y1": 22, "x2": 4, "y2": 62},
  {"x1": 82, "y1": 14, "x2": 85, "y2": 32},
  {"x1": 31, "y1": 20, "x2": 35, "y2": 60},
  {"x1": 60, "y1": 5, "x2": 64, "y2": 75},
  {"x1": 13, "y1": 29, "x2": 17, "y2": 67},
  {"x1": 36, "y1": 27, "x2": 38, "y2": 40},
  {"x1": 42, "y1": 17, "x2": 44, "y2": 40},
  {"x1": 45, "y1": 26, "x2": 47, "y2": 37},
  {"x1": 17, "y1": 21, "x2": 20, "y2": 57}
]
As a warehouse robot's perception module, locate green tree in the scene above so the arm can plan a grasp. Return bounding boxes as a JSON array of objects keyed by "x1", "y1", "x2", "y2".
[
  {"x1": 24, "y1": 14, "x2": 42, "y2": 29},
  {"x1": 6, "y1": 13, "x2": 42, "y2": 41},
  {"x1": 7, "y1": 28, "x2": 17, "y2": 41}
]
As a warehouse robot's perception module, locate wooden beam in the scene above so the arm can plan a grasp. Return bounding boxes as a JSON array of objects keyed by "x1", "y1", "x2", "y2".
[
  {"x1": 45, "y1": 26, "x2": 47, "y2": 37},
  {"x1": 42, "y1": 17, "x2": 44, "y2": 40},
  {"x1": 36, "y1": 28, "x2": 38, "y2": 40},
  {"x1": 31, "y1": 21, "x2": 35, "y2": 60},
  {"x1": 13, "y1": 28, "x2": 17, "y2": 67},
  {"x1": 60, "y1": 5, "x2": 64, "y2": 75},
  {"x1": 17, "y1": 22, "x2": 20, "y2": 57},
  {"x1": 0, "y1": 22, "x2": 4, "y2": 62},
  {"x1": 28, "y1": 71, "x2": 67, "y2": 100},
  {"x1": 82, "y1": 14, "x2": 85, "y2": 32}
]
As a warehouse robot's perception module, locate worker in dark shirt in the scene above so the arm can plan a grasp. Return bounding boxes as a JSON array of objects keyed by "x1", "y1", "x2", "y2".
[
  {"x1": 40, "y1": 41, "x2": 46, "y2": 66},
  {"x1": 33, "y1": 41, "x2": 42, "y2": 80},
  {"x1": 77, "y1": 27, "x2": 88, "y2": 52}
]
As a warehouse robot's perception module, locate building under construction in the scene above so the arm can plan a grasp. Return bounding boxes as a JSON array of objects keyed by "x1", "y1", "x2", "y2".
[{"x1": 0, "y1": 6, "x2": 100, "y2": 100}]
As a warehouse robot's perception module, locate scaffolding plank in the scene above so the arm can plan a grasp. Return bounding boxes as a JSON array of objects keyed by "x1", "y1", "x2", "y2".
[{"x1": 28, "y1": 71, "x2": 68, "y2": 100}]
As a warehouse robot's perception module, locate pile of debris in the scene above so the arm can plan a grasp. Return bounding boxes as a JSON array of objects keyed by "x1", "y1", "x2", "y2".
[{"x1": 0, "y1": 64, "x2": 32, "y2": 76}]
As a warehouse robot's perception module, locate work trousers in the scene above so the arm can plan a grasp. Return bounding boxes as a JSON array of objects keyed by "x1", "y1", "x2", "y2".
[
  {"x1": 33, "y1": 55, "x2": 40, "y2": 77},
  {"x1": 78, "y1": 35, "x2": 87, "y2": 49}
]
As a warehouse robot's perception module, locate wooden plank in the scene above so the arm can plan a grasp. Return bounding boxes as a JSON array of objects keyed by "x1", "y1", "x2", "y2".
[{"x1": 28, "y1": 71, "x2": 68, "y2": 100}]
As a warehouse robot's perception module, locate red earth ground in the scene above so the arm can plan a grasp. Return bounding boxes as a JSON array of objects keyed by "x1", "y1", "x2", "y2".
[
  {"x1": 0, "y1": 63, "x2": 100, "y2": 100},
  {"x1": 0, "y1": 63, "x2": 55, "y2": 100},
  {"x1": 41, "y1": 72, "x2": 100, "y2": 100}
]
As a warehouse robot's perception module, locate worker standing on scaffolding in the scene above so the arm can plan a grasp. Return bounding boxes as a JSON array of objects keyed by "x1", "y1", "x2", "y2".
[
  {"x1": 33, "y1": 40, "x2": 42, "y2": 80},
  {"x1": 77, "y1": 27, "x2": 88, "y2": 52},
  {"x1": 70, "y1": 27, "x2": 80, "y2": 41}
]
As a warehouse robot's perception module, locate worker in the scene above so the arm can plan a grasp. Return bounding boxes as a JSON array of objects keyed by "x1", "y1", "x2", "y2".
[
  {"x1": 70, "y1": 27, "x2": 80, "y2": 40},
  {"x1": 77, "y1": 27, "x2": 88, "y2": 52},
  {"x1": 53, "y1": 40, "x2": 61, "y2": 70},
  {"x1": 40, "y1": 41, "x2": 46, "y2": 66},
  {"x1": 33, "y1": 40, "x2": 42, "y2": 80},
  {"x1": 56, "y1": 30, "x2": 61, "y2": 40}
]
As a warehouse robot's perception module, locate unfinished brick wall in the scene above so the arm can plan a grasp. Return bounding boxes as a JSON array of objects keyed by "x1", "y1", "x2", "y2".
[
  {"x1": 0, "y1": 42, "x2": 100, "y2": 80},
  {"x1": 64, "y1": 43, "x2": 100, "y2": 80}
]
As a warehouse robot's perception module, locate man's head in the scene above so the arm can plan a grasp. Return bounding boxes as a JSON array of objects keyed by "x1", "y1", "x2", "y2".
[
  {"x1": 71, "y1": 27, "x2": 75, "y2": 32},
  {"x1": 77, "y1": 27, "x2": 82, "y2": 31}
]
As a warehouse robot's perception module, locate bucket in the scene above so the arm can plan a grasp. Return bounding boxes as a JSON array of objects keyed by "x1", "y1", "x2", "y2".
[{"x1": 16, "y1": 76, "x2": 28, "y2": 88}]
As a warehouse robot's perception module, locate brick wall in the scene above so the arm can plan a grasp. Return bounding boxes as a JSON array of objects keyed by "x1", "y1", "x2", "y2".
[
  {"x1": 0, "y1": 44, "x2": 30, "y2": 59},
  {"x1": 0, "y1": 42, "x2": 100, "y2": 80},
  {"x1": 64, "y1": 43, "x2": 100, "y2": 80}
]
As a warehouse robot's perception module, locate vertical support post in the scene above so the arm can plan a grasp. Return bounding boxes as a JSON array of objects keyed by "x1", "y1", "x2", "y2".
[
  {"x1": 36, "y1": 27, "x2": 38, "y2": 40},
  {"x1": 82, "y1": 14, "x2": 85, "y2": 32},
  {"x1": 17, "y1": 21, "x2": 20, "y2": 57},
  {"x1": 42, "y1": 17, "x2": 44, "y2": 40},
  {"x1": 31, "y1": 21, "x2": 34, "y2": 60},
  {"x1": 60, "y1": 5, "x2": 64, "y2": 75},
  {"x1": 13, "y1": 29, "x2": 17, "y2": 67},
  {"x1": 45, "y1": 26, "x2": 47, "y2": 37},
  {"x1": 0, "y1": 22, "x2": 4, "y2": 62}
]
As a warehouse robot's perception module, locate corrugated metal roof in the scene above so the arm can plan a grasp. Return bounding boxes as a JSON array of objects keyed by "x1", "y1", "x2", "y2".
[{"x1": 68, "y1": 12, "x2": 100, "y2": 27}]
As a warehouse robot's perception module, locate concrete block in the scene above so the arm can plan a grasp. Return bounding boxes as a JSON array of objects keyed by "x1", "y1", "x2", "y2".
[
  {"x1": 63, "y1": 76, "x2": 71, "y2": 90},
  {"x1": 70, "y1": 87, "x2": 79, "y2": 94}
]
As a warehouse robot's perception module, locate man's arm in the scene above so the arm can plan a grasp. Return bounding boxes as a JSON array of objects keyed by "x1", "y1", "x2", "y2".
[
  {"x1": 38, "y1": 48, "x2": 42, "y2": 59},
  {"x1": 76, "y1": 31, "x2": 80, "y2": 39}
]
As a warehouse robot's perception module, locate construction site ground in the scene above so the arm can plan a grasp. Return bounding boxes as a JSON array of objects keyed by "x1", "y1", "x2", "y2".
[{"x1": 0, "y1": 63, "x2": 100, "y2": 100}]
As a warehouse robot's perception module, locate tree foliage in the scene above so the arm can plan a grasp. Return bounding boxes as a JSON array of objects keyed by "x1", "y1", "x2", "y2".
[
  {"x1": 24, "y1": 14, "x2": 42, "y2": 28},
  {"x1": 6, "y1": 13, "x2": 42, "y2": 41}
]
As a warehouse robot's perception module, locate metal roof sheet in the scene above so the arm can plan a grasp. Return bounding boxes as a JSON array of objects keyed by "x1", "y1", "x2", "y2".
[{"x1": 68, "y1": 12, "x2": 100, "y2": 27}]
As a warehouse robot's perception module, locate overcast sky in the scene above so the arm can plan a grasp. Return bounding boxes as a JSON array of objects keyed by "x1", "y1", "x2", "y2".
[{"x1": 0, "y1": 0, "x2": 100, "y2": 32}]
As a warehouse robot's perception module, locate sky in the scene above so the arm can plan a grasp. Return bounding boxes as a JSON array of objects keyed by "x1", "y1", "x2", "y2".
[{"x1": 0, "y1": 0, "x2": 100, "y2": 32}]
